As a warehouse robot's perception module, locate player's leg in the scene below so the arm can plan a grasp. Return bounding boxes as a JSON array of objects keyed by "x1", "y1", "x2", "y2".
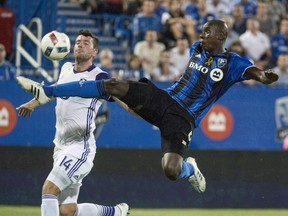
[
  {"x1": 16, "y1": 76, "x2": 130, "y2": 102},
  {"x1": 52, "y1": 149, "x2": 129, "y2": 216},
  {"x1": 57, "y1": 159, "x2": 129, "y2": 216},
  {"x1": 43, "y1": 78, "x2": 131, "y2": 99},
  {"x1": 41, "y1": 180, "x2": 61, "y2": 216},
  {"x1": 161, "y1": 135, "x2": 206, "y2": 193},
  {"x1": 159, "y1": 99, "x2": 193, "y2": 179},
  {"x1": 161, "y1": 135, "x2": 194, "y2": 181},
  {"x1": 41, "y1": 156, "x2": 76, "y2": 216},
  {"x1": 59, "y1": 184, "x2": 129, "y2": 216},
  {"x1": 161, "y1": 152, "x2": 200, "y2": 180},
  {"x1": 160, "y1": 103, "x2": 206, "y2": 192},
  {"x1": 41, "y1": 158, "x2": 130, "y2": 216},
  {"x1": 58, "y1": 185, "x2": 78, "y2": 216},
  {"x1": 76, "y1": 203, "x2": 129, "y2": 216},
  {"x1": 16, "y1": 76, "x2": 106, "y2": 99},
  {"x1": 161, "y1": 152, "x2": 183, "y2": 180},
  {"x1": 43, "y1": 79, "x2": 106, "y2": 98},
  {"x1": 161, "y1": 150, "x2": 207, "y2": 194},
  {"x1": 42, "y1": 148, "x2": 90, "y2": 216}
]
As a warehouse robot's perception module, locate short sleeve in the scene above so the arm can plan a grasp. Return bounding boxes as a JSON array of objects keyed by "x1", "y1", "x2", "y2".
[{"x1": 229, "y1": 53, "x2": 254, "y2": 82}]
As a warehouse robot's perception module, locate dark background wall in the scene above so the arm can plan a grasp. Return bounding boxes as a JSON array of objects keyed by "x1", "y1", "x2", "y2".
[{"x1": 1, "y1": 146, "x2": 288, "y2": 208}]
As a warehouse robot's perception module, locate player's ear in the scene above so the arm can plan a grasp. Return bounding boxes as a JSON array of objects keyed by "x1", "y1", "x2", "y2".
[{"x1": 218, "y1": 31, "x2": 227, "y2": 41}]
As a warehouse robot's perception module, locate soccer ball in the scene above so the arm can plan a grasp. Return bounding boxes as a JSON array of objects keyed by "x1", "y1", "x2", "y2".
[{"x1": 40, "y1": 31, "x2": 71, "y2": 61}]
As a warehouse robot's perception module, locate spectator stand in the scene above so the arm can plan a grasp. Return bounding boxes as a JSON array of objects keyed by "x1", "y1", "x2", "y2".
[
  {"x1": 8, "y1": 0, "x2": 59, "y2": 82},
  {"x1": 114, "y1": 15, "x2": 134, "y2": 49},
  {"x1": 6, "y1": 0, "x2": 58, "y2": 55},
  {"x1": 9, "y1": 0, "x2": 132, "y2": 81},
  {"x1": 15, "y1": 17, "x2": 58, "y2": 82},
  {"x1": 57, "y1": 13, "x2": 130, "y2": 71}
]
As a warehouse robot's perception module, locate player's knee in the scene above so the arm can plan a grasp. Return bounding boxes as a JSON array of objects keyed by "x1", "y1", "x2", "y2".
[
  {"x1": 104, "y1": 78, "x2": 119, "y2": 94},
  {"x1": 104, "y1": 78, "x2": 128, "y2": 97},
  {"x1": 42, "y1": 180, "x2": 61, "y2": 195},
  {"x1": 162, "y1": 153, "x2": 182, "y2": 181},
  {"x1": 59, "y1": 204, "x2": 77, "y2": 216},
  {"x1": 163, "y1": 164, "x2": 180, "y2": 181}
]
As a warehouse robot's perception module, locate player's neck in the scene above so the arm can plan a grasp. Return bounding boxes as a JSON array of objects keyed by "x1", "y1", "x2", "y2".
[
  {"x1": 206, "y1": 47, "x2": 225, "y2": 56},
  {"x1": 74, "y1": 60, "x2": 93, "y2": 72}
]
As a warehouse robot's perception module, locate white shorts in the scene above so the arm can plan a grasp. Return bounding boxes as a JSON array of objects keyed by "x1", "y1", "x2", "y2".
[{"x1": 47, "y1": 148, "x2": 95, "y2": 205}]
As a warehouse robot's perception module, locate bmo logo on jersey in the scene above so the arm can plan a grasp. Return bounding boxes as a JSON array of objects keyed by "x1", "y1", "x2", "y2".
[
  {"x1": 188, "y1": 62, "x2": 209, "y2": 74},
  {"x1": 188, "y1": 61, "x2": 224, "y2": 82},
  {"x1": 210, "y1": 68, "x2": 224, "y2": 82}
]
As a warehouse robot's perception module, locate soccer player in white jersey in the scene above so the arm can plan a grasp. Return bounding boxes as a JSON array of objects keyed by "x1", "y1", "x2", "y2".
[{"x1": 16, "y1": 30, "x2": 129, "y2": 216}]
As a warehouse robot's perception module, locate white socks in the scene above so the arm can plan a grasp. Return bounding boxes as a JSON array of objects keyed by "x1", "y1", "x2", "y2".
[
  {"x1": 76, "y1": 203, "x2": 121, "y2": 216},
  {"x1": 41, "y1": 194, "x2": 59, "y2": 216},
  {"x1": 41, "y1": 195, "x2": 121, "y2": 216}
]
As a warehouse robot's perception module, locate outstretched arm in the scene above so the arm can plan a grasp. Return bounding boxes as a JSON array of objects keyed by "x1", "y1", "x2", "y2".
[
  {"x1": 16, "y1": 82, "x2": 57, "y2": 117},
  {"x1": 16, "y1": 99, "x2": 41, "y2": 117},
  {"x1": 245, "y1": 67, "x2": 279, "y2": 85},
  {"x1": 17, "y1": 97, "x2": 56, "y2": 117}
]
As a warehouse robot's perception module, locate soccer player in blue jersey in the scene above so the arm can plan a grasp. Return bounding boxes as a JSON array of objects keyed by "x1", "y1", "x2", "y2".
[{"x1": 17, "y1": 20, "x2": 279, "y2": 193}]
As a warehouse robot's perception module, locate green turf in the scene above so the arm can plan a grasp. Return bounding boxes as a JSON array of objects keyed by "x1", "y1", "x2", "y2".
[{"x1": 0, "y1": 206, "x2": 288, "y2": 216}]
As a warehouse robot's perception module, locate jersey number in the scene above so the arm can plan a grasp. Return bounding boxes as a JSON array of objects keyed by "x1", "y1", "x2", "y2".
[{"x1": 59, "y1": 156, "x2": 73, "y2": 171}]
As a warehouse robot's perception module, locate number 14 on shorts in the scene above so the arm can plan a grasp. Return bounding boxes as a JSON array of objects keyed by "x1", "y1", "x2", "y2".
[{"x1": 59, "y1": 155, "x2": 73, "y2": 171}]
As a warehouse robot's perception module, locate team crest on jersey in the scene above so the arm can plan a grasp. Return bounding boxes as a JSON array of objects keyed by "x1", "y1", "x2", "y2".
[
  {"x1": 210, "y1": 68, "x2": 223, "y2": 82},
  {"x1": 79, "y1": 78, "x2": 87, "y2": 87},
  {"x1": 217, "y1": 58, "x2": 227, "y2": 68}
]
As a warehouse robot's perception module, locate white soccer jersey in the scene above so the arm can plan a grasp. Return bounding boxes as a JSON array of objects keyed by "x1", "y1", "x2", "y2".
[{"x1": 53, "y1": 62, "x2": 110, "y2": 159}]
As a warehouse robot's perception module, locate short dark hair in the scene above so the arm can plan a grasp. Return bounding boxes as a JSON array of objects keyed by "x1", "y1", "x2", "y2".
[
  {"x1": 207, "y1": 19, "x2": 228, "y2": 41},
  {"x1": 78, "y1": 29, "x2": 99, "y2": 48}
]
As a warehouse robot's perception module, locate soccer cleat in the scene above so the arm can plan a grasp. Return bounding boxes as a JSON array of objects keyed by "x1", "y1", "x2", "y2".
[
  {"x1": 116, "y1": 203, "x2": 130, "y2": 216},
  {"x1": 16, "y1": 76, "x2": 51, "y2": 104},
  {"x1": 186, "y1": 157, "x2": 206, "y2": 193}
]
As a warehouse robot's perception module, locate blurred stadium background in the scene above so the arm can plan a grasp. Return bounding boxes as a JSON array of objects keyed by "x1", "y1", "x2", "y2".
[{"x1": 0, "y1": 0, "x2": 288, "y2": 214}]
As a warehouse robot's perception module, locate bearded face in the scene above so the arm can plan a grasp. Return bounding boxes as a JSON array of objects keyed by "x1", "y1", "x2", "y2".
[{"x1": 74, "y1": 35, "x2": 97, "y2": 63}]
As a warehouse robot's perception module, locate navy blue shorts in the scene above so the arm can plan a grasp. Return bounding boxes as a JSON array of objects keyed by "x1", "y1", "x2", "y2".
[{"x1": 120, "y1": 78, "x2": 195, "y2": 157}]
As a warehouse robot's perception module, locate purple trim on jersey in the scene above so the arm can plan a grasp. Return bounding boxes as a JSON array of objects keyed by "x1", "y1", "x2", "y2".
[
  {"x1": 73, "y1": 64, "x2": 97, "y2": 73},
  {"x1": 96, "y1": 71, "x2": 110, "y2": 80},
  {"x1": 67, "y1": 154, "x2": 88, "y2": 178},
  {"x1": 67, "y1": 98, "x2": 98, "y2": 178}
]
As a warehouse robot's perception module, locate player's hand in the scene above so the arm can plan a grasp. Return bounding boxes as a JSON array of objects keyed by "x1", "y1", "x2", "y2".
[
  {"x1": 16, "y1": 100, "x2": 40, "y2": 117},
  {"x1": 264, "y1": 69, "x2": 279, "y2": 83},
  {"x1": 16, "y1": 104, "x2": 34, "y2": 117}
]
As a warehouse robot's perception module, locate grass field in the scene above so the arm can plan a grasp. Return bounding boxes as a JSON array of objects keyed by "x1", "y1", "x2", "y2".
[{"x1": 1, "y1": 206, "x2": 288, "y2": 216}]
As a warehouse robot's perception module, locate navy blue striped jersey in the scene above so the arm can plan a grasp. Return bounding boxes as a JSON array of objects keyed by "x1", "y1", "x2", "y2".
[{"x1": 165, "y1": 41, "x2": 254, "y2": 127}]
